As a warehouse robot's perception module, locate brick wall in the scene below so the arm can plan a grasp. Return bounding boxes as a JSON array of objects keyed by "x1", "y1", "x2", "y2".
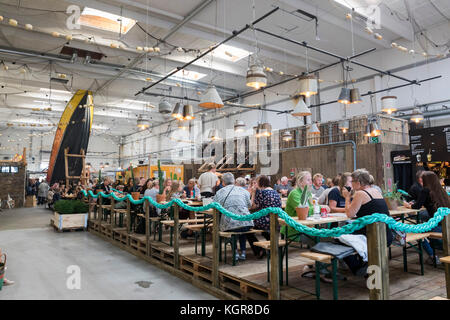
[{"x1": 0, "y1": 161, "x2": 26, "y2": 208}]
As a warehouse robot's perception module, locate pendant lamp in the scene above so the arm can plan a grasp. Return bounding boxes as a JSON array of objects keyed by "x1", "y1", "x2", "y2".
[
  {"x1": 199, "y1": 85, "x2": 224, "y2": 109},
  {"x1": 159, "y1": 100, "x2": 172, "y2": 114},
  {"x1": 234, "y1": 120, "x2": 245, "y2": 132},
  {"x1": 182, "y1": 104, "x2": 195, "y2": 120},
  {"x1": 371, "y1": 120, "x2": 381, "y2": 136},
  {"x1": 177, "y1": 120, "x2": 189, "y2": 130},
  {"x1": 246, "y1": 63, "x2": 267, "y2": 90},
  {"x1": 338, "y1": 88, "x2": 351, "y2": 104},
  {"x1": 291, "y1": 97, "x2": 311, "y2": 117},
  {"x1": 298, "y1": 75, "x2": 318, "y2": 97},
  {"x1": 381, "y1": 96, "x2": 397, "y2": 114},
  {"x1": 171, "y1": 102, "x2": 183, "y2": 119},
  {"x1": 309, "y1": 122, "x2": 320, "y2": 135},
  {"x1": 137, "y1": 115, "x2": 150, "y2": 130},
  {"x1": 350, "y1": 88, "x2": 362, "y2": 104},
  {"x1": 410, "y1": 108, "x2": 424, "y2": 123},
  {"x1": 282, "y1": 131, "x2": 293, "y2": 141},
  {"x1": 339, "y1": 120, "x2": 349, "y2": 133},
  {"x1": 208, "y1": 129, "x2": 221, "y2": 141},
  {"x1": 258, "y1": 123, "x2": 272, "y2": 137},
  {"x1": 364, "y1": 123, "x2": 372, "y2": 137}
]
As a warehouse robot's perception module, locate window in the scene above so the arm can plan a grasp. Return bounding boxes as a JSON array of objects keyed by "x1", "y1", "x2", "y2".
[
  {"x1": 78, "y1": 7, "x2": 136, "y2": 34},
  {"x1": 1, "y1": 166, "x2": 10, "y2": 173},
  {"x1": 10, "y1": 166, "x2": 18, "y2": 173}
]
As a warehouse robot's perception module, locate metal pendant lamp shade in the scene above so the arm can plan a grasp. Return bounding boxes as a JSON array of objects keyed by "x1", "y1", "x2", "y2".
[
  {"x1": 159, "y1": 100, "x2": 172, "y2": 114},
  {"x1": 177, "y1": 120, "x2": 189, "y2": 130},
  {"x1": 337, "y1": 88, "x2": 351, "y2": 104},
  {"x1": 381, "y1": 96, "x2": 398, "y2": 114},
  {"x1": 182, "y1": 104, "x2": 195, "y2": 120},
  {"x1": 350, "y1": 88, "x2": 362, "y2": 104},
  {"x1": 298, "y1": 75, "x2": 318, "y2": 97},
  {"x1": 137, "y1": 115, "x2": 150, "y2": 130},
  {"x1": 309, "y1": 122, "x2": 320, "y2": 135},
  {"x1": 282, "y1": 131, "x2": 293, "y2": 141},
  {"x1": 291, "y1": 97, "x2": 311, "y2": 117},
  {"x1": 371, "y1": 121, "x2": 381, "y2": 136},
  {"x1": 171, "y1": 102, "x2": 183, "y2": 119},
  {"x1": 234, "y1": 120, "x2": 245, "y2": 132},
  {"x1": 258, "y1": 123, "x2": 272, "y2": 137},
  {"x1": 339, "y1": 120, "x2": 349, "y2": 133},
  {"x1": 198, "y1": 85, "x2": 224, "y2": 109},
  {"x1": 208, "y1": 128, "x2": 221, "y2": 141},
  {"x1": 246, "y1": 64, "x2": 267, "y2": 90},
  {"x1": 364, "y1": 123, "x2": 372, "y2": 137},
  {"x1": 410, "y1": 108, "x2": 424, "y2": 123}
]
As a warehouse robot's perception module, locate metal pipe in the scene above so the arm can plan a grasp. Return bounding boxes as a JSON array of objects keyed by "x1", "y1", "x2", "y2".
[
  {"x1": 134, "y1": 7, "x2": 280, "y2": 96},
  {"x1": 349, "y1": 60, "x2": 418, "y2": 86}
]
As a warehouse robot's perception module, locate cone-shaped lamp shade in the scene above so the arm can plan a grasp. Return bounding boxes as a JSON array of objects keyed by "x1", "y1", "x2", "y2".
[
  {"x1": 159, "y1": 100, "x2": 172, "y2": 114},
  {"x1": 339, "y1": 120, "x2": 349, "y2": 133},
  {"x1": 282, "y1": 131, "x2": 293, "y2": 141},
  {"x1": 291, "y1": 97, "x2": 311, "y2": 116},
  {"x1": 258, "y1": 123, "x2": 272, "y2": 137},
  {"x1": 246, "y1": 64, "x2": 267, "y2": 90},
  {"x1": 364, "y1": 123, "x2": 372, "y2": 137},
  {"x1": 381, "y1": 96, "x2": 398, "y2": 114},
  {"x1": 410, "y1": 108, "x2": 424, "y2": 123},
  {"x1": 371, "y1": 121, "x2": 381, "y2": 136},
  {"x1": 208, "y1": 128, "x2": 221, "y2": 141},
  {"x1": 182, "y1": 104, "x2": 195, "y2": 120},
  {"x1": 199, "y1": 85, "x2": 224, "y2": 109},
  {"x1": 234, "y1": 120, "x2": 245, "y2": 132},
  {"x1": 338, "y1": 88, "x2": 351, "y2": 104},
  {"x1": 137, "y1": 115, "x2": 150, "y2": 130},
  {"x1": 350, "y1": 88, "x2": 362, "y2": 104},
  {"x1": 298, "y1": 76, "x2": 318, "y2": 97},
  {"x1": 309, "y1": 122, "x2": 320, "y2": 135},
  {"x1": 171, "y1": 102, "x2": 183, "y2": 119}
]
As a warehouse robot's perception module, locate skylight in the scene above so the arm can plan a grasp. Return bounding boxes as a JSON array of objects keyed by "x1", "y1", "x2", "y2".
[
  {"x1": 169, "y1": 69, "x2": 207, "y2": 81},
  {"x1": 78, "y1": 7, "x2": 136, "y2": 34},
  {"x1": 210, "y1": 44, "x2": 251, "y2": 62}
]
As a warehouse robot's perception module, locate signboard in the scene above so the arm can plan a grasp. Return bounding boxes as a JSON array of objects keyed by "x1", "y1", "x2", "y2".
[
  {"x1": 410, "y1": 125, "x2": 450, "y2": 163},
  {"x1": 369, "y1": 136, "x2": 379, "y2": 144}
]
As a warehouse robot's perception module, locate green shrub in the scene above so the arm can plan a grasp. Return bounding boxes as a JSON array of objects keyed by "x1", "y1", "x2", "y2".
[
  {"x1": 73, "y1": 200, "x2": 88, "y2": 213},
  {"x1": 54, "y1": 200, "x2": 74, "y2": 214}
]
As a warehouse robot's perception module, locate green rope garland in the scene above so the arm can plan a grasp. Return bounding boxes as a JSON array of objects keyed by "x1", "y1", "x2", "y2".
[{"x1": 81, "y1": 189, "x2": 449, "y2": 237}]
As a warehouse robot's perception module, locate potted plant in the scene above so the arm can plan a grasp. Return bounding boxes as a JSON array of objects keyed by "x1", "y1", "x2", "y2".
[
  {"x1": 295, "y1": 185, "x2": 311, "y2": 220},
  {"x1": 129, "y1": 164, "x2": 140, "y2": 200},
  {"x1": 156, "y1": 160, "x2": 166, "y2": 203},
  {"x1": 383, "y1": 183, "x2": 403, "y2": 210},
  {"x1": 52, "y1": 200, "x2": 88, "y2": 231}
]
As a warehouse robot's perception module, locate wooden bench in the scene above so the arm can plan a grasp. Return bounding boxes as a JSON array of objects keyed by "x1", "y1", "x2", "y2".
[
  {"x1": 403, "y1": 233, "x2": 431, "y2": 275},
  {"x1": 441, "y1": 256, "x2": 450, "y2": 264},
  {"x1": 219, "y1": 229, "x2": 264, "y2": 266},
  {"x1": 254, "y1": 240, "x2": 287, "y2": 285}
]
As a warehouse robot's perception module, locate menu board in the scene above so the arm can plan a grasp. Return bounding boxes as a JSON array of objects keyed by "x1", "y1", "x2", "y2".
[{"x1": 409, "y1": 125, "x2": 450, "y2": 161}]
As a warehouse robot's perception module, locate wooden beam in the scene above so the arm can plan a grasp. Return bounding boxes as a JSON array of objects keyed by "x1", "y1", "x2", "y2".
[
  {"x1": 269, "y1": 211, "x2": 280, "y2": 299},
  {"x1": 66, "y1": 154, "x2": 86, "y2": 158},
  {"x1": 443, "y1": 215, "x2": 450, "y2": 298},
  {"x1": 145, "y1": 199, "x2": 150, "y2": 256},
  {"x1": 212, "y1": 208, "x2": 220, "y2": 287},
  {"x1": 126, "y1": 198, "x2": 131, "y2": 237},
  {"x1": 367, "y1": 222, "x2": 390, "y2": 300},
  {"x1": 97, "y1": 195, "x2": 103, "y2": 225},
  {"x1": 110, "y1": 197, "x2": 115, "y2": 228},
  {"x1": 173, "y1": 204, "x2": 180, "y2": 269},
  {"x1": 64, "y1": 147, "x2": 69, "y2": 187}
]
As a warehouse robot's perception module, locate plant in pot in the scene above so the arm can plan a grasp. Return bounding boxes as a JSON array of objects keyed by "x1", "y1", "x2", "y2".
[
  {"x1": 53, "y1": 200, "x2": 88, "y2": 231},
  {"x1": 156, "y1": 160, "x2": 166, "y2": 203},
  {"x1": 129, "y1": 164, "x2": 140, "y2": 200},
  {"x1": 295, "y1": 185, "x2": 311, "y2": 220},
  {"x1": 383, "y1": 183, "x2": 403, "y2": 210}
]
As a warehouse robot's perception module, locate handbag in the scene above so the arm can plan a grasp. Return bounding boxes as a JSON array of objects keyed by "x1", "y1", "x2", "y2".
[{"x1": 310, "y1": 242, "x2": 356, "y2": 260}]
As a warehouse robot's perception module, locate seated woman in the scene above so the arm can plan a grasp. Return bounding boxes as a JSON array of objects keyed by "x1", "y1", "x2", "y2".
[
  {"x1": 123, "y1": 178, "x2": 137, "y2": 194},
  {"x1": 404, "y1": 171, "x2": 450, "y2": 265},
  {"x1": 214, "y1": 172, "x2": 255, "y2": 261},
  {"x1": 341, "y1": 169, "x2": 393, "y2": 276},
  {"x1": 249, "y1": 175, "x2": 282, "y2": 258},
  {"x1": 183, "y1": 179, "x2": 201, "y2": 200},
  {"x1": 328, "y1": 172, "x2": 351, "y2": 213}
]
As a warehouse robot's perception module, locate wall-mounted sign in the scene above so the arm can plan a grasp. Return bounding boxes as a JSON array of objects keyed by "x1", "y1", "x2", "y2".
[{"x1": 410, "y1": 125, "x2": 450, "y2": 162}]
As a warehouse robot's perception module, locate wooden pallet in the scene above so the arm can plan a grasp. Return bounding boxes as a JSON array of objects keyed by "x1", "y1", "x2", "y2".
[
  {"x1": 129, "y1": 233, "x2": 147, "y2": 255},
  {"x1": 219, "y1": 272, "x2": 270, "y2": 300},
  {"x1": 99, "y1": 223, "x2": 113, "y2": 239},
  {"x1": 112, "y1": 228, "x2": 128, "y2": 245},
  {"x1": 150, "y1": 244, "x2": 174, "y2": 266},
  {"x1": 50, "y1": 219, "x2": 86, "y2": 232},
  {"x1": 180, "y1": 256, "x2": 213, "y2": 284}
]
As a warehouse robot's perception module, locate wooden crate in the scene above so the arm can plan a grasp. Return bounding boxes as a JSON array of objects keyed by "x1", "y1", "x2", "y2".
[
  {"x1": 112, "y1": 228, "x2": 128, "y2": 245},
  {"x1": 180, "y1": 256, "x2": 213, "y2": 284},
  {"x1": 129, "y1": 234, "x2": 147, "y2": 255},
  {"x1": 52, "y1": 212, "x2": 88, "y2": 231},
  {"x1": 25, "y1": 195, "x2": 36, "y2": 207},
  {"x1": 219, "y1": 273, "x2": 269, "y2": 300}
]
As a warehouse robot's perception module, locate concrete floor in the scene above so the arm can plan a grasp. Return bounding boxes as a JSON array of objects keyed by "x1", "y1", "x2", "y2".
[{"x1": 0, "y1": 205, "x2": 216, "y2": 299}]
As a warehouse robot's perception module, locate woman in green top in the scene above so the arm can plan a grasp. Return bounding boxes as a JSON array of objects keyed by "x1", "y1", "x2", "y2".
[{"x1": 282, "y1": 171, "x2": 330, "y2": 240}]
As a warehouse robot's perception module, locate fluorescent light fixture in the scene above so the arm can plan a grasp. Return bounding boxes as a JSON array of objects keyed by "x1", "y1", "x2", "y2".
[
  {"x1": 78, "y1": 7, "x2": 136, "y2": 34},
  {"x1": 209, "y1": 44, "x2": 251, "y2": 62},
  {"x1": 169, "y1": 69, "x2": 206, "y2": 81}
]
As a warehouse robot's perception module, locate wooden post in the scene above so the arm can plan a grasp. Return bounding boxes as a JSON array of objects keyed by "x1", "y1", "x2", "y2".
[
  {"x1": 442, "y1": 215, "x2": 450, "y2": 298},
  {"x1": 64, "y1": 147, "x2": 69, "y2": 187},
  {"x1": 126, "y1": 198, "x2": 131, "y2": 235},
  {"x1": 80, "y1": 149, "x2": 86, "y2": 186},
  {"x1": 98, "y1": 195, "x2": 103, "y2": 225},
  {"x1": 110, "y1": 196, "x2": 115, "y2": 228},
  {"x1": 367, "y1": 222, "x2": 390, "y2": 300},
  {"x1": 145, "y1": 199, "x2": 150, "y2": 256},
  {"x1": 173, "y1": 203, "x2": 180, "y2": 269},
  {"x1": 88, "y1": 194, "x2": 92, "y2": 221},
  {"x1": 212, "y1": 208, "x2": 220, "y2": 287},
  {"x1": 269, "y1": 212, "x2": 280, "y2": 300}
]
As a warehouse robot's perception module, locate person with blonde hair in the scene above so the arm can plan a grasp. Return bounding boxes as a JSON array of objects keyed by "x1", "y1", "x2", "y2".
[
  {"x1": 311, "y1": 173, "x2": 325, "y2": 198},
  {"x1": 198, "y1": 163, "x2": 218, "y2": 198}
]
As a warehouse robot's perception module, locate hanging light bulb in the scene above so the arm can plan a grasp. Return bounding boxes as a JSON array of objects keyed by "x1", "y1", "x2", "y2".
[
  {"x1": 234, "y1": 120, "x2": 245, "y2": 132},
  {"x1": 309, "y1": 122, "x2": 320, "y2": 135},
  {"x1": 258, "y1": 123, "x2": 272, "y2": 137},
  {"x1": 410, "y1": 108, "x2": 424, "y2": 123},
  {"x1": 350, "y1": 88, "x2": 362, "y2": 104},
  {"x1": 338, "y1": 88, "x2": 351, "y2": 104},
  {"x1": 158, "y1": 100, "x2": 172, "y2": 114},
  {"x1": 371, "y1": 120, "x2": 381, "y2": 136},
  {"x1": 171, "y1": 102, "x2": 183, "y2": 119},
  {"x1": 208, "y1": 129, "x2": 221, "y2": 141},
  {"x1": 182, "y1": 104, "x2": 195, "y2": 120},
  {"x1": 381, "y1": 96, "x2": 397, "y2": 114},
  {"x1": 298, "y1": 75, "x2": 318, "y2": 97},
  {"x1": 339, "y1": 120, "x2": 349, "y2": 133},
  {"x1": 198, "y1": 85, "x2": 223, "y2": 109},
  {"x1": 136, "y1": 115, "x2": 150, "y2": 130},
  {"x1": 364, "y1": 123, "x2": 372, "y2": 137},
  {"x1": 282, "y1": 131, "x2": 293, "y2": 141},
  {"x1": 246, "y1": 61, "x2": 267, "y2": 90},
  {"x1": 291, "y1": 96, "x2": 311, "y2": 116},
  {"x1": 177, "y1": 120, "x2": 189, "y2": 130}
]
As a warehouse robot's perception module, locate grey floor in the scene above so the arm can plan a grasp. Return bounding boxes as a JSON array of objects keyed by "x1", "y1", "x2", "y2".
[{"x1": 0, "y1": 205, "x2": 216, "y2": 300}]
